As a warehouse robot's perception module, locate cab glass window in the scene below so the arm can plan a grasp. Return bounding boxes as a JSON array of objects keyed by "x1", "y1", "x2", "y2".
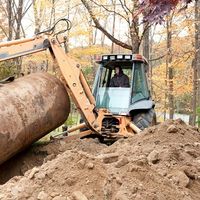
[{"x1": 131, "y1": 62, "x2": 149, "y2": 103}]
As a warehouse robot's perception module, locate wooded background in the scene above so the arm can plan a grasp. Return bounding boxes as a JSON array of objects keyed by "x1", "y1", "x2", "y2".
[{"x1": 0, "y1": 0, "x2": 199, "y2": 125}]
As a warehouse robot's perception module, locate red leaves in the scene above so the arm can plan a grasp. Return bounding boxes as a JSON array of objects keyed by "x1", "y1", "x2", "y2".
[
  {"x1": 139, "y1": 0, "x2": 192, "y2": 24},
  {"x1": 148, "y1": 0, "x2": 180, "y2": 6}
]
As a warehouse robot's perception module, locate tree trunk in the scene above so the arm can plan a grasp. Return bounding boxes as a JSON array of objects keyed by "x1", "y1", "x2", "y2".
[
  {"x1": 130, "y1": 23, "x2": 140, "y2": 53},
  {"x1": 33, "y1": 0, "x2": 42, "y2": 34},
  {"x1": 49, "y1": 0, "x2": 55, "y2": 28},
  {"x1": 190, "y1": 59, "x2": 197, "y2": 125},
  {"x1": 167, "y1": 16, "x2": 174, "y2": 119},
  {"x1": 111, "y1": 0, "x2": 116, "y2": 53},
  {"x1": 64, "y1": 0, "x2": 70, "y2": 54},
  {"x1": 148, "y1": 26, "x2": 155, "y2": 95},
  {"x1": 130, "y1": 1, "x2": 140, "y2": 54},
  {"x1": 15, "y1": 0, "x2": 23, "y2": 39},
  {"x1": 7, "y1": 0, "x2": 13, "y2": 41},
  {"x1": 100, "y1": 21, "x2": 107, "y2": 47},
  {"x1": 143, "y1": 27, "x2": 150, "y2": 61},
  {"x1": 192, "y1": 0, "x2": 200, "y2": 126}
]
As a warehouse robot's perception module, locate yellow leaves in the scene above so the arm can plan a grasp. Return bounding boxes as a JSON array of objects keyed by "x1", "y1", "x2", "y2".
[
  {"x1": 152, "y1": 45, "x2": 193, "y2": 112},
  {"x1": 69, "y1": 28, "x2": 90, "y2": 38},
  {"x1": 71, "y1": 45, "x2": 109, "y2": 67},
  {"x1": 72, "y1": 45, "x2": 108, "y2": 55},
  {"x1": 34, "y1": 0, "x2": 52, "y2": 9}
]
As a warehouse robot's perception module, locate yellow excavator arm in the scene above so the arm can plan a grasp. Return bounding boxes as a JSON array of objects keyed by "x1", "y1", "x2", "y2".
[{"x1": 0, "y1": 33, "x2": 99, "y2": 134}]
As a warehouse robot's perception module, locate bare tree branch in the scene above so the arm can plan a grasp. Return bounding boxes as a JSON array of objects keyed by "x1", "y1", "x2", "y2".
[
  {"x1": 118, "y1": 0, "x2": 129, "y2": 16},
  {"x1": 81, "y1": 0, "x2": 132, "y2": 50},
  {"x1": 0, "y1": 24, "x2": 8, "y2": 38},
  {"x1": 122, "y1": 0, "x2": 132, "y2": 13},
  {"x1": 89, "y1": 0, "x2": 129, "y2": 23},
  {"x1": 0, "y1": 0, "x2": 8, "y2": 17},
  {"x1": 149, "y1": 54, "x2": 166, "y2": 62},
  {"x1": 22, "y1": 1, "x2": 32, "y2": 18}
]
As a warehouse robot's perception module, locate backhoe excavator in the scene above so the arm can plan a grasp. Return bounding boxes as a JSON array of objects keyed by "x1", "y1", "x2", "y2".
[{"x1": 0, "y1": 19, "x2": 156, "y2": 165}]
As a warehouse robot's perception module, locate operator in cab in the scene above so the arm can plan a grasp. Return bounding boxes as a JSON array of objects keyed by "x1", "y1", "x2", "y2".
[{"x1": 110, "y1": 66, "x2": 130, "y2": 87}]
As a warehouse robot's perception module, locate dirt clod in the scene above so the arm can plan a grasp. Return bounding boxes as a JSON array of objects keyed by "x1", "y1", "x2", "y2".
[
  {"x1": 100, "y1": 153, "x2": 119, "y2": 164},
  {"x1": 115, "y1": 156, "x2": 129, "y2": 168},
  {"x1": 168, "y1": 170, "x2": 190, "y2": 187},
  {"x1": 147, "y1": 150, "x2": 159, "y2": 164},
  {"x1": 167, "y1": 124, "x2": 179, "y2": 133},
  {"x1": 86, "y1": 162, "x2": 94, "y2": 169},
  {"x1": 37, "y1": 191, "x2": 49, "y2": 200},
  {"x1": 28, "y1": 167, "x2": 40, "y2": 179},
  {"x1": 72, "y1": 191, "x2": 88, "y2": 200},
  {"x1": 52, "y1": 196, "x2": 68, "y2": 200}
]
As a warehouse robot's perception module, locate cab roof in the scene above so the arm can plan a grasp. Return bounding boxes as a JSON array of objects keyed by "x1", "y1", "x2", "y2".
[{"x1": 95, "y1": 54, "x2": 148, "y2": 64}]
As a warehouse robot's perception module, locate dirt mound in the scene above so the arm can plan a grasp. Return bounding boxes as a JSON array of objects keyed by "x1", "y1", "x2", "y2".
[
  {"x1": 0, "y1": 136, "x2": 106, "y2": 184},
  {"x1": 1, "y1": 119, "x2": 200, "y2": 200}
]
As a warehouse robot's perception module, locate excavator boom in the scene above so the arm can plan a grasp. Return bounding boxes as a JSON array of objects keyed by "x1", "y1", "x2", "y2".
[
  {"x1": 0, "y1": 34, "x2": 98, "y2": 133},
  {"x1": 0, "y1": 37, "x2": 49, "y2": 61}
]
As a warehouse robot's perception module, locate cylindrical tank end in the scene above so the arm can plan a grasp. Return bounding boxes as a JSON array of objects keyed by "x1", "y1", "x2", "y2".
[{"x1": 0, "y1": 72, "x2": 70, "y2": 165}]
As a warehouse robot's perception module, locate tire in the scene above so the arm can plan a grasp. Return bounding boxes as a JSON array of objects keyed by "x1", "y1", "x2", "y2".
[{"x1": 132, "y1": 109, "x2": 156, "y2": 130}]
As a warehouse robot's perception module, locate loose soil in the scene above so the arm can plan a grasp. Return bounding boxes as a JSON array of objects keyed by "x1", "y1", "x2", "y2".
[{"x1": 1, "y1": 119, "x2": 200, "y2": 200}]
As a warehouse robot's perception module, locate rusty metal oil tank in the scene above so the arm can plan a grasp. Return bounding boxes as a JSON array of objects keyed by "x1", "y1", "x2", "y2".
[{"x1": 0, "y1": 72, "x2": 70, "y2": 165}]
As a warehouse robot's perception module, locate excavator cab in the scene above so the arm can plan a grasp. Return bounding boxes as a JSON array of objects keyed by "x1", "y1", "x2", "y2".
[{"x1": 93, "y1": 54, "x2": 156, "y2": 130}]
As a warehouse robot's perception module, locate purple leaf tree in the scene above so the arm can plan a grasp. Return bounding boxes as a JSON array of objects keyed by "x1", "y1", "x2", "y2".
[{"x1": 138, "y1": 0, "x2": 193, "y2": 23}]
